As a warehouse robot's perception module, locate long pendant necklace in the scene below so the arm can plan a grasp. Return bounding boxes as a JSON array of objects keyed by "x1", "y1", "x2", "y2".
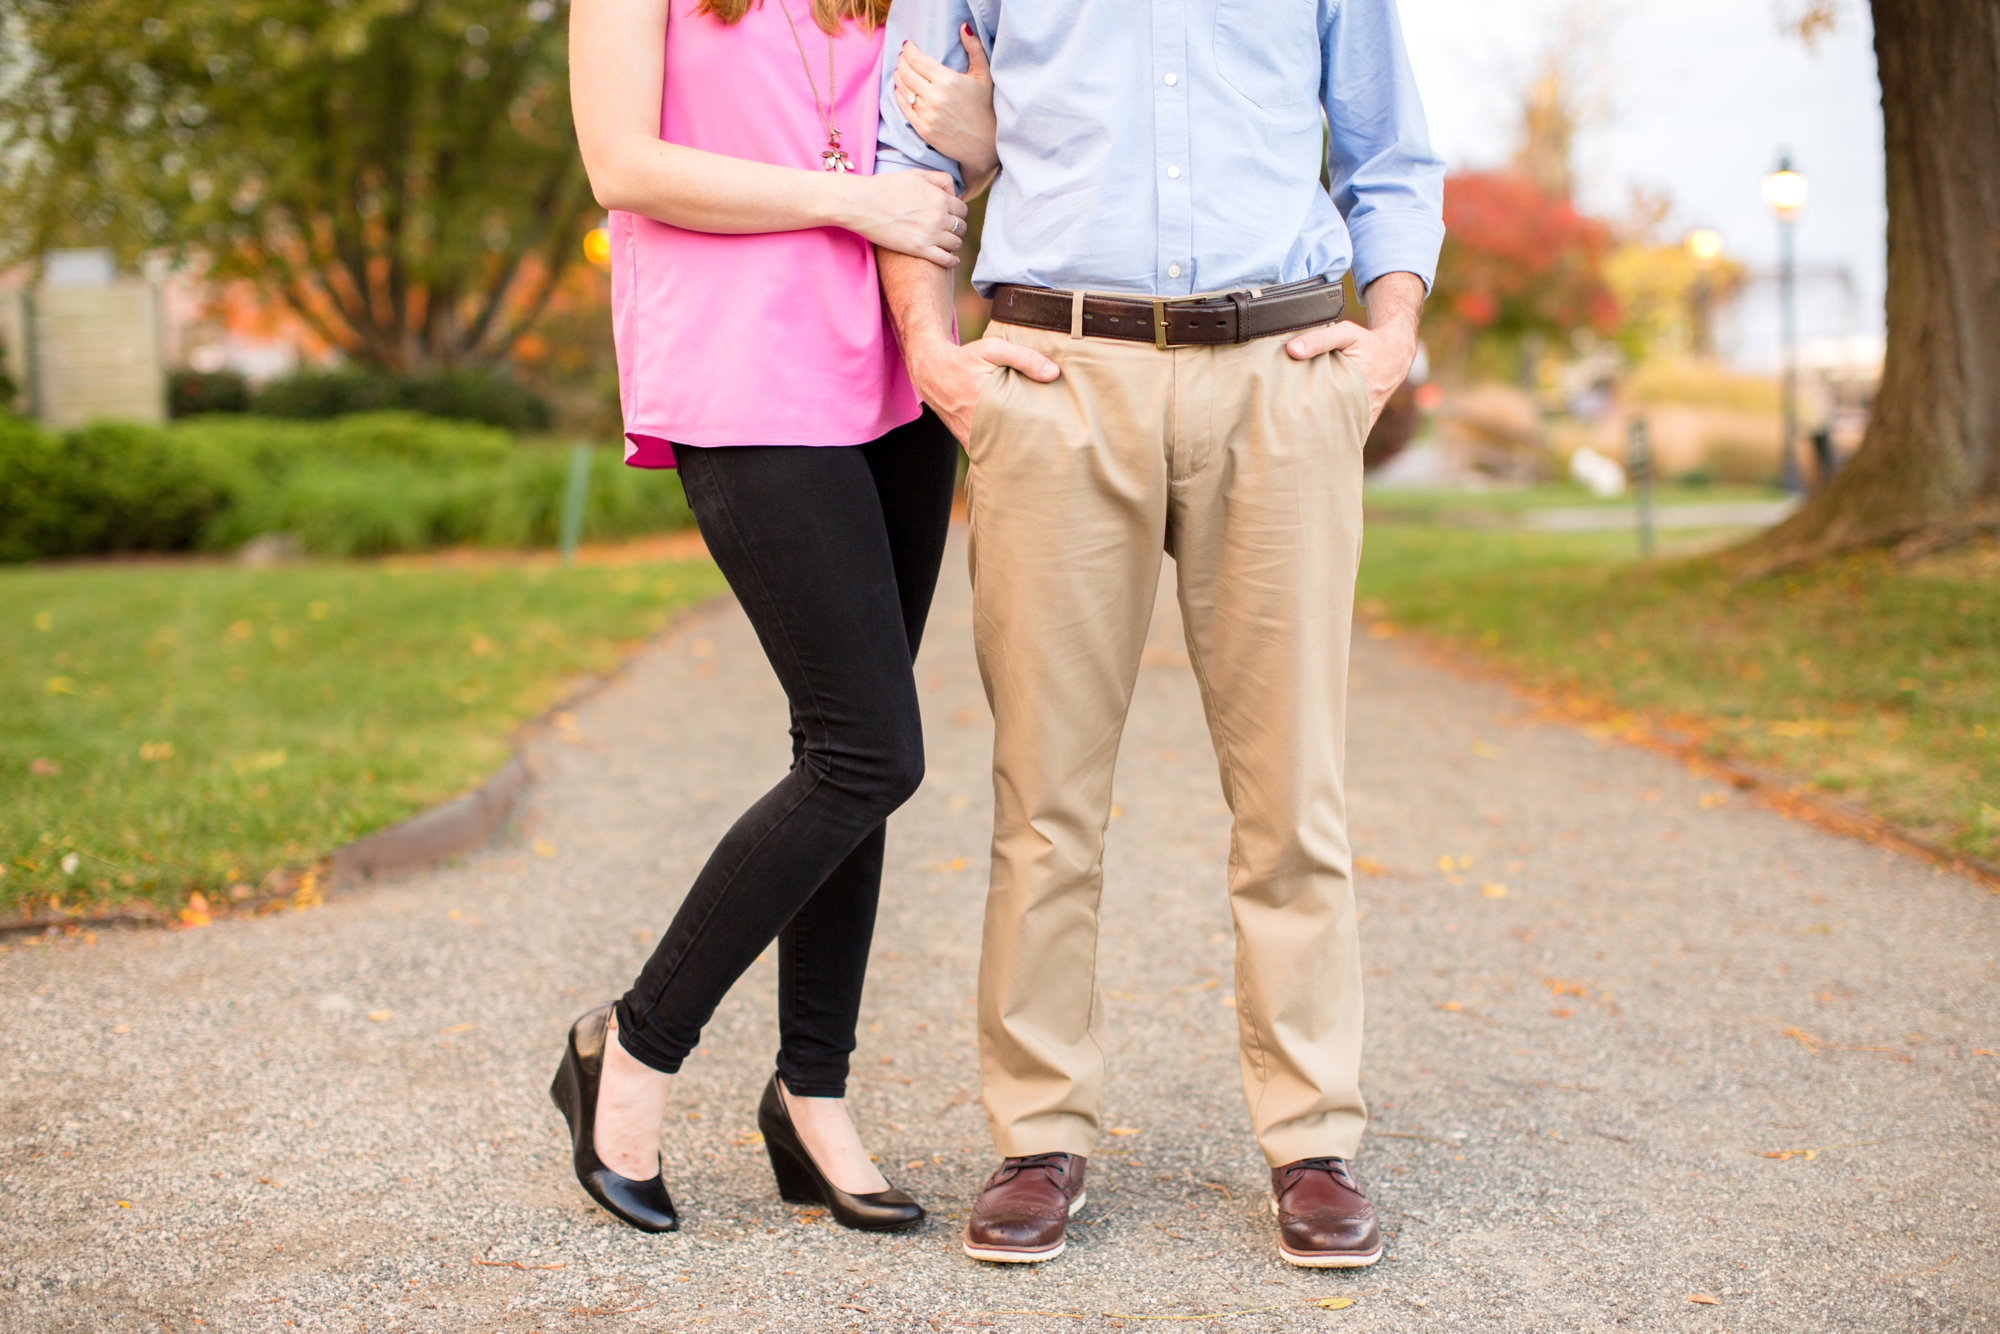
[{"x1": 774, "y1": 0, "x2": 853, "y2": 173}]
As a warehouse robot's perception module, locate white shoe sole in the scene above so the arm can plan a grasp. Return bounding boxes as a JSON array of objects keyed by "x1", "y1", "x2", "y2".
[
  {"x1": 1278, "y1": 1243, "x2": 1384, "y2": 1269},
  {"x1": 961, "y1": 1190, "x2": 1087, "y2": 1264},
  {"x1": 1273, "y1": 1198, "x2": 1383, "y2": 1268}
]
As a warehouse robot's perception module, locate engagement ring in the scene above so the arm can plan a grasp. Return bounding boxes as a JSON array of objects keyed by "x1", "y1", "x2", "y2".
[{"x1": 908, "y1": 92, "x2": 919, "y2": 106}]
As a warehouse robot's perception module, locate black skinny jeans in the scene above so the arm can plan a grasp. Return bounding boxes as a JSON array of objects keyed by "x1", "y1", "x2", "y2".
[{"x1": 614, "y1": 410, "x2": 957, "y2": 1097}]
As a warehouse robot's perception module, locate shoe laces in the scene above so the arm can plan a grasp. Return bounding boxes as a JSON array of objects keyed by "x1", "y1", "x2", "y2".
[
  {"x1": 1283, "y1": 1156, "x2": 1356, "y2": 1188},
  {"x1": 995, "y1": 1153, "x2": 1070, "y2": 1186}
]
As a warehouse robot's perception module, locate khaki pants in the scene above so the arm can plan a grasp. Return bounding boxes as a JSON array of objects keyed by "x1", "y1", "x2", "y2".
[{"x1": 965, "y1": 320, "x2": 1372, "y2": 1169}]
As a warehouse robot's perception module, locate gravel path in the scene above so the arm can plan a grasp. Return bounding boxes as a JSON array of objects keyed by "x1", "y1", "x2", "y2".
[{"x1": 5, "y1": 533, "x2": 1997, "y2": 1333}]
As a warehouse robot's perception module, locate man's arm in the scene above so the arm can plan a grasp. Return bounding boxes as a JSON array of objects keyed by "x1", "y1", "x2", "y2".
[
  {"x1": 1320, "y1": 0, "x2": 1446, "y2": 298},
  {"x1": 879, "y1": 248, "x2": 1058, "y2": 443},
  {"x1": 1287, "y1": 0, "x2": 1445, "y2": 425},
  {"x1": 876, "y1": 0, "x2": 980, "y2": 191}
]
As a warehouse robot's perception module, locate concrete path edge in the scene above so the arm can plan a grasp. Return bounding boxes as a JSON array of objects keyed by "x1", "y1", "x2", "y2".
[{"x1": 326, "y1": 755, "x2": 533, "y2": 885}]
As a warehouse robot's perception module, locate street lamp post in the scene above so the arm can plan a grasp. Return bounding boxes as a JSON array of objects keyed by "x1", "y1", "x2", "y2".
[
  {"x1": 1684, "y1": 228, "x2": 1724, "y2": 359},
  {"x1": 1762, "y1": 156, "x2": 1809, "y2": 495}
]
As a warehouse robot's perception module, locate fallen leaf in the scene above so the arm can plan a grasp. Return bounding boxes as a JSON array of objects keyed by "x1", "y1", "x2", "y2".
[
  {"x1": 111, "y1": 1025, "x2": 130, "y2": 1034},
  {"x1": 117, "y1": 1201, "x2": 130, "y2": 1208},
  {"x1": 1482, "y1": 883, "x2": 1508, "y2": 899},
  {"x1": 1437, "y1": 855, "x2": 1455, "y2": 872},
  {"x1": 1471, "y1": 741, "x2": 1503, "y2": 759},
  {"x1": 1435, "y1": 1001, "x2": 1464, "y2": 1012},
  {"x1": 1757, "y1": 1138, "x2": 1880, "y2": 1161},
  {"x1": 230, "y1": 749, "x2": 287, "y2": 775},
  {"x1": 1550, "y1": 1007, "x2": 1575, "y2": 1019},
  {"x1": 1354, "y1": 856, "x2": 1385, "y2": 875},
  {"x1": 692, "y1": 638, "x2": 714, "y2": 657},
  {"x1": 368, "y1": 1010, "x2": 393, "y2": 1022},
  {"x1": 139, "y1": 741, "x2": 175, "y2": 762},
  {"x1": 1317, "y1": 1297, "x2": 1355, "y2": 1310},
  {"x1": 1221, "y1": 996, "x2": 1238, "y2": 1008},
  {"x1": 1687, "y1": 1293, "x2": 1720, "y2": 1305},
  {"x1": 441, "y1": 1022, "x2": 475, "y2": 1035},
  {"x1": 29, "y1": 757, "x2": 60, "y2": 776},
  {"x1": 1175, "y1": 978, "x2": 1219, "y2": 994},
  {"x1": 1107, "y1": 1126, "x2": 1141, "y2": 1136},
  {"x1": 1699, "y1": 792, "x2": 1730, "y2": 809},
  {"x1": 45, "y1": 676, "x2": 75, "y2": 695},
  {"x1": 1974, "y1": 1049, "x2": 1997, "y2": 1057},
  {"x1": 532, "y1": 840, "x2": 558, "y2": 859},
  {"x1": 904, "y1": 1160, "x2": 925, "y2": 1170},
  {"x1": 1369, "y1": 621, "x2": 1400, "y2": 640}
]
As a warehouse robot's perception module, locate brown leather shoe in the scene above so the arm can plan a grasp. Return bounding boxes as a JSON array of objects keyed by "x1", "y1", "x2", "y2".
[
  {"x1": 1271, "y1": 1157, "x2": 1383, "y2": 1268},
  {"x1": 962, "y1": 1153, "x2": 1087, "y2": 1263}
]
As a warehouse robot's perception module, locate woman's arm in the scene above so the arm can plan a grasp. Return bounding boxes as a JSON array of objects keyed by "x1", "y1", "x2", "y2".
[
  {"x1": 570, "y1": 0, "x2": 969, "y2": 264},
  {"x1": 890, "y1": 26, "x2": 999, "y2": 193}
]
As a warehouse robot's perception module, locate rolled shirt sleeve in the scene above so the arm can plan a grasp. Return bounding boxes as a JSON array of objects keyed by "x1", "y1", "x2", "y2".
[
  {"x1": 875, "y1": 0, "x2": 979, "y2": 193},
  {"x1": 1322, "y1": 0, "x2": 1446, "y2": 296}
]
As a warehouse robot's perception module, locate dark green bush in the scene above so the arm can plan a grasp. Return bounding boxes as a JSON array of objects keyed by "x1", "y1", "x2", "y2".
[
  {"x1": 253, "y1": 371, "x2": 553, "y2": 433},
  {"x1": 167, "y1": 370, "x2": 251, "y2": 418},
  {"x1": 0, "y1": 417, "x2": 232, "y2": 561},
  {"x1": 0, "y1": 411, "x2": 690, "y2": 561}
]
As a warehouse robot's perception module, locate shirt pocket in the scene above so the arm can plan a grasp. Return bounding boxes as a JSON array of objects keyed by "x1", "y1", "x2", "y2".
[{"x1": 1212, "y1": 0, "x2": 1323, "y2": 109}]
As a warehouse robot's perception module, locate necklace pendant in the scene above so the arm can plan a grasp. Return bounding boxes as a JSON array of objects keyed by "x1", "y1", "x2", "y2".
[{"x1": 822, "y1": 136, "x2": 853, "y2": 173}]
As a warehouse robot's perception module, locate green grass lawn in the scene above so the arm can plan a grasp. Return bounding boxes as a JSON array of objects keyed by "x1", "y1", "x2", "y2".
[
  {"x1": 4, "y1": 553, "x2": 725, "y2": 920},
  {"x1": 1356, "y1": 520, "x2": 1999, "y2": 864}
]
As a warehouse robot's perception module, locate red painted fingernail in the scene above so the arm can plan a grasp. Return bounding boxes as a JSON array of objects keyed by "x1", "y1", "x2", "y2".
[{"x1": 963, "y1": 22, "x2": 973, "y2": 32}]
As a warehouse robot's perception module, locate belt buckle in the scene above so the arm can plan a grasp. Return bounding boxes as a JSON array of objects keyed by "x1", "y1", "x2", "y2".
[{"x1": 1151, "y1": 294, "x2": 1208, "y2": 350}]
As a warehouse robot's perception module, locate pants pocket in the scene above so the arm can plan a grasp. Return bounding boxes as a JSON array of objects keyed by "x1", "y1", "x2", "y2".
[{"x1": 966, "y1": 363, "x2": 1009, "y2": 467}]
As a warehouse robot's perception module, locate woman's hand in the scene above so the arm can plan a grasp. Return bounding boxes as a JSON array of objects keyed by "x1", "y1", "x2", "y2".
[
  {"x1": 835, "y1": 169, "x2": 969, "y2": 268},
  {"x1": 891, "y1": 26, "x2": 998, "y2": 188}
]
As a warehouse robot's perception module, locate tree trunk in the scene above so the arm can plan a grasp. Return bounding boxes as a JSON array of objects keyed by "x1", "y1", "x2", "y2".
[{"x1": 1738, "y1": 0, "x2": 2000, "y2": 568}]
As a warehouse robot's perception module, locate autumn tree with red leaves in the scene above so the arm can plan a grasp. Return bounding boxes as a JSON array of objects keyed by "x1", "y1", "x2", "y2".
[{"x1": 1425, "y1": 170, "x2": 1620, "y2": 379}]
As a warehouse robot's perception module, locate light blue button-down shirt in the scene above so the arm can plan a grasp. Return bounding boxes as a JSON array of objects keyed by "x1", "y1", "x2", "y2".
[{"x1": 875, "y1": 0, "x2": 1446, "y2": 300}]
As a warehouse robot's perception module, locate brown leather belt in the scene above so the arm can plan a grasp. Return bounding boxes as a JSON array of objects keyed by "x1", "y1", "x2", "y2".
[{"x1": 987, "y1": 274, "x2": 1345, "y2": 349}]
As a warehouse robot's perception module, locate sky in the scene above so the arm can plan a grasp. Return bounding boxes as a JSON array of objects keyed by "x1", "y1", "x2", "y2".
[{"x1": 1397, "y1": 0, "x2": 1886, "y2": 367}]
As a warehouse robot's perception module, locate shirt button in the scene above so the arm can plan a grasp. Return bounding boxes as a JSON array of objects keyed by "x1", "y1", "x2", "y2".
[
  {"x1": 1167, "y1": 165, "x2": 1181, "y2": 179},
  {"x1": 1168, "y1": 264, "x2": 1183, "y2": 278},
  {"x1": 1164, "y1": 72, "x2": 1179, "y2": 86}
]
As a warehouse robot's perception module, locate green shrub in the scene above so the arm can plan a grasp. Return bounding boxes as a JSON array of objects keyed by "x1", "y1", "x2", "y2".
[
  {"x1": 0, "y1": 417, "x2": 232, "y2": 561},
  {"x1": 168, "y1": 370, "x2": 251, "y2": 417},
  {"x1": 0, "y1": 411, "x2": 691, "y2": 561},
  {"x1": 253, "y1": 371, "x2": 553, "y2": 433}
]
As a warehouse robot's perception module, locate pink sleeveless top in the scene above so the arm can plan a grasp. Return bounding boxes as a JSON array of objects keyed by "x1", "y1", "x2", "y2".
[{"x1": 610, "y1": 2, "x2": 920, "y2": 467}]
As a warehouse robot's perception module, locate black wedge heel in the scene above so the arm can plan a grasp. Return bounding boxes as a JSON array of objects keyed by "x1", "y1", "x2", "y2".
[
  {"x1": 549, "y1": 1003, "x2": 679, "y2": 1234},
  {"x1": 756, "y1": 1072, "x2": 924, "y2": 1232}
]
